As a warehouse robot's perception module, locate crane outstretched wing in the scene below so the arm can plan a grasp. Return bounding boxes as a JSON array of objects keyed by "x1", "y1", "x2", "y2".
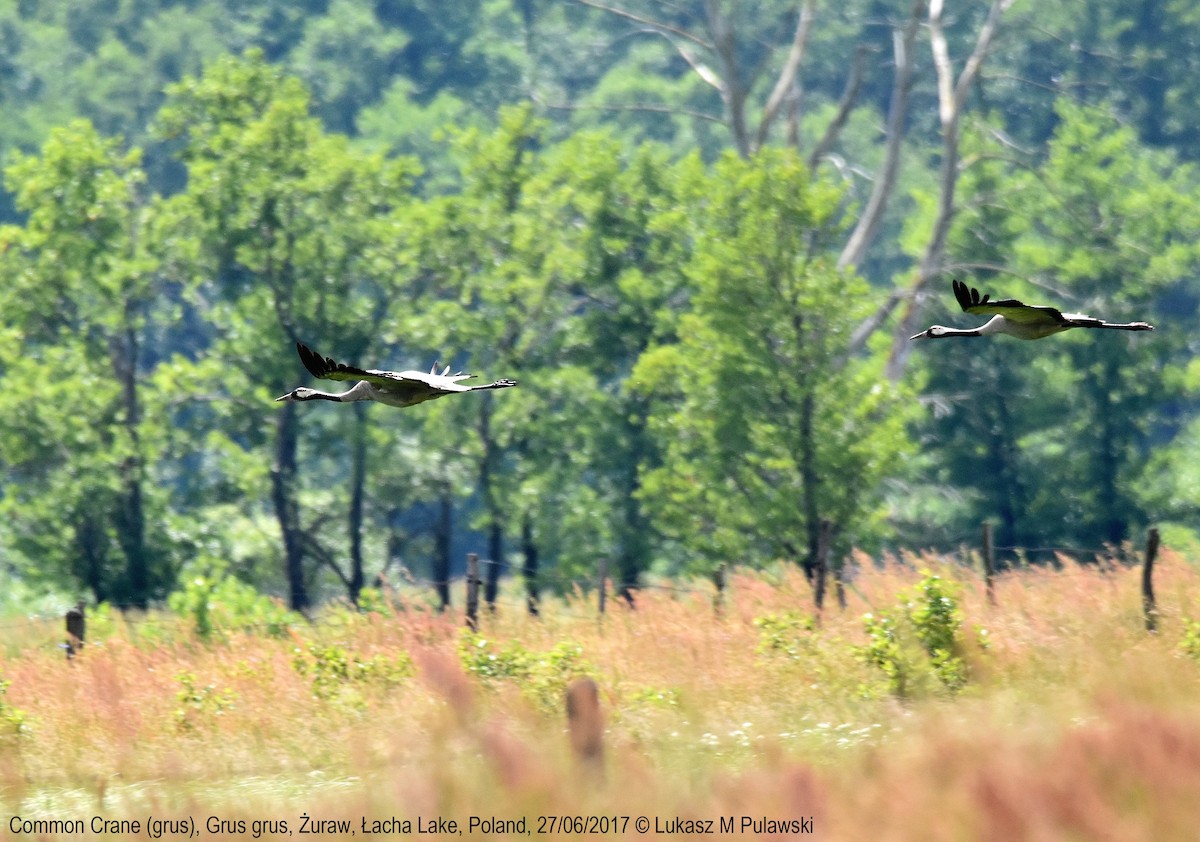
[
  {"x1": 952, "y1": 279, "x2": 1068, "y2": 326},
  {"x1": 297, "y1": 342, "x2": 385, "y2": 383},
  {"x1": 295, "y1": 342, "x2": 478, "y2": 391}
]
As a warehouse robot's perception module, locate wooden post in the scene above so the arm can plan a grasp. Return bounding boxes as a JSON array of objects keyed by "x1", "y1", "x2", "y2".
[
  {"x1": 981, "y1": 522, "x2": 996, "y2": 606},
  {"x1": 1143, "y1": 527, "x2": 1160, "y2": 633},
  {"x1": 712, "y1": 563, "x2": 726, "y2": 617},
  {"x1": 465, "y1": 553, "x2": 480, "y2": 631},
  {"x1": 65, "y1": 601, "x2": 86, "y2": 660},
  {"x1": 597, "y1": 557, "x2": 608, "y2": 617},
  {"x1": 565, "y1": 677, "x2": 604, "y2": 774}
]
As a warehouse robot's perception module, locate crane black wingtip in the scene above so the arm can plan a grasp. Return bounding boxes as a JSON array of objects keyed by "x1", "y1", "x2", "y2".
[
  {"x1": 295, "y1": 341, "x2": 337, "y2": 379},
  {"x1": 952, "y1": 278, "x2": 989, "y2": 311}
]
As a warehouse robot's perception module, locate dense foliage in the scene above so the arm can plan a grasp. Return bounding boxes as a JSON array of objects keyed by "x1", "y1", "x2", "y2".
[{"x1": 0, "y1": 2, "x2": 1198, "y2": 609}]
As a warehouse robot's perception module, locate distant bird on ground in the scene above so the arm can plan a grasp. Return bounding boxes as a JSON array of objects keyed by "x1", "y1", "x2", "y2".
[
  {"x1": 910, "y1": 279, "x2": 1155, "y2": 341},
  {"x1": 276, "y1": 342, "x2": 517, "y2": 408}
]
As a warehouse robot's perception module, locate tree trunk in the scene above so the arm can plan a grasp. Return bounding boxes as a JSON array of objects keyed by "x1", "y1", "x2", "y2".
[
  {"x1": 347, "y1": 402, "x2": 367, "y2": 604},
  {"x1": 111, "y1": 315, "x2": 149, "y2": 607},
  {"x1": 885, "y1": 0, "x2": 1015, "y2": 380},
  {"x1": 837, "y1": 0, "x2": 924, "y2": 272},
  {"x1": 987, "y1": 401, "x2": 1023, "y2": 557},
  {"x1": 477, "y1": 397, "x2": 504, "y2": 609},
  {"x1": 76, "y1": 514, "x2": 108, "y2": 604},
  {"x1": 271, "y1": 402, "x2": 309, "y2": 612},
  {"x1": 616, "y1": 403, "x2": 651, "y2": 603},
  {"x1": 432, "y1": 494, "x2": 453, "y2": 611},
  {"x1": 813, "y1": 519, "x2": 834, "y2": 612},
  {"x1": 800, "y1": 391, "x2": 821, "y2": 581},
  {"x1": 486, "y1": 522, "x2": 503, "y2": 610},
  {"x1": 102, "y1": 307, "x2": 150, "y2": 609},
  {"x1": 115, "y1": 460, "x2": 148, "y2": 605},
  {"x1": 984, "y1": 351, "x2": 1027, "y2": 557},
  {"x1": 703, "y1": 0, "x2": 750, "y2": 157},
  {"x1": 844, "y1": 0, "x2": 1014, "y2": 373},
  {"x1": 521, "y1": 513, "x2": 540, "y2": 616},
  {"x1": 1093, "y1": 356, "x2": 1127, "y2": 546}
]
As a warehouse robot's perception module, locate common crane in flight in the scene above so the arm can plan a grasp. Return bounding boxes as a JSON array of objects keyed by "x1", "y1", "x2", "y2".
[
  {"x1": 276, "y1": 342, "x2": 517, "y2": 408},
  {"x1": 910, "y1": 279, "x2": 1154, "y2": 341}
]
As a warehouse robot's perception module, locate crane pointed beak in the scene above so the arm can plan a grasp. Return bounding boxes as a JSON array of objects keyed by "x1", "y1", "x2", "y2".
[
  {"x1": 275, "y1": 392, "x2": 295, "y2": 402},
  {"x1": 909, "y1": 330, "x2": 930, "y2": 340}
]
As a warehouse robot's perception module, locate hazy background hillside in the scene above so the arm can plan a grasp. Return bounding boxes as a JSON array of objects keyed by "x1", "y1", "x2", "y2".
[{"x1": 0, "y1": 0, "x2": 1197, "y2": 613}]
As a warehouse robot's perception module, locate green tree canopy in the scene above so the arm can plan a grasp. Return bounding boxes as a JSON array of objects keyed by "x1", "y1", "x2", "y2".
[{"x1": 634, "y1": 148, "x2": 912, "y2": 575}]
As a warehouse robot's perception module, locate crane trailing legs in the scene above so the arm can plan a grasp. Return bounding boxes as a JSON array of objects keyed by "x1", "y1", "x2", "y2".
[
  {"x1": 910, "y1": 279, "x2": 1155, "y2": 341},
  {"x1": 276, "y1": 342, "x2": 517, "y2": 408}
]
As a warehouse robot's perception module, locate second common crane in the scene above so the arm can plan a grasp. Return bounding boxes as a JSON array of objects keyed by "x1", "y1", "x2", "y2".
[
  {"x1": 910, "y1": 279, "x2": 1154, "y2": 341},
  {"x1": 275, "y1": 342, "x2": 517, "y2": 408}
]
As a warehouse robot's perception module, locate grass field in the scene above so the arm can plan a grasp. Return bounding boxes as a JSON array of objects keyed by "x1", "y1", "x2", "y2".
[{"x1": 2, "y1": 550, "x2": 1200, "y2": 840}]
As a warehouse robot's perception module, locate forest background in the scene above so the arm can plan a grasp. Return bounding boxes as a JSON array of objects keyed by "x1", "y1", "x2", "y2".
[{"x1": 0, "y1": 0, "x2": 1198, "y2": 614}]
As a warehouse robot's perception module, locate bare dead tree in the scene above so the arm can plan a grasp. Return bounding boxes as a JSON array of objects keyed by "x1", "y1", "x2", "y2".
[
  {"x1": 753, "y1": 0, "x2": 816, "y2": 153},
  {"x1": 837, "y1": 0, "x2": 925, "y2": 272},
  {"x1": 575, "y1": 0, "x2": 1017, "y2": 377},
  {"x1": 574, "y1": 0, "x2": 843, "y2": 159},
  {"x1": 807, "y1": 43, "x2": 870, "y2": 170},
  {"x1": 882, "y1": 0, "x2": 1017, "y2": 381}
]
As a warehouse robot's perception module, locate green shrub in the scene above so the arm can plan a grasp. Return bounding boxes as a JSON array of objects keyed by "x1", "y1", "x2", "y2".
[
  {"x1": 354, "y1": 586, "x2": 393, "y2": 616},
  {"x1": 1180, "y1": 618, "x2": 1200, "y2": 660},
  {"x1": 858, "y1": 571, "x2": 972, "y2": 698},
  {"x1": 459, "y1": 634, "x2": 592, "y2": 713},
  {"x1": 173, "y1": 671, "x2": 236, "y2": 733},
  {"x1": 629, "y1": 687, "x2": 681, "y2": 708},
  {"x1": 168, "y1": 561, "x2": 297, "y2": 641},
  {"x1": 291, "y1": 642, "x2": 413, "y2": 705},
  {"x1": 754, "y1": 611, "x2": 816, "y2": 659},
  {"x1": 0, "y1": 679, "x2": 28, "y2": 743}
]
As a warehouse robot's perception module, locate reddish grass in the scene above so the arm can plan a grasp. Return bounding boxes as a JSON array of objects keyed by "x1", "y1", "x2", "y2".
[{"x1": 0, "y1": 552, "x2": 1198, "y2": 839}]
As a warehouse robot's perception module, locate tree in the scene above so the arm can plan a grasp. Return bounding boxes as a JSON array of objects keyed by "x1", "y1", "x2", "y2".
[
  {"x1": 399, "y1": 110, "x2": 682, "y2": 605},
  {"x1": 892, "y1": 126, "x2": 1042, "y2": 555},
  {"x1": 570, "y1": 0, "x2": 862, "y2": 159},
  {"x1": 0, "y1": 120, "x2": 170, "y2": 606},
  {"x1": 902, "y1": 101, "x2": 1200, "y2": 555},
  {"x1": 157, "y1": 52, "x2": 417, "y2": 609},
  {"x1": 285, "y1": 0, "x2": 409, "y2": 135},
  {"x1": 845, "y1": 0, "x2": 1017, "y2": 376},
  {"x1": 1006, "y1": 101, "x2": 1200, "y2": 547},
  {"x1": 634, "y1": 148, "x2": 911, "y2": 584}
]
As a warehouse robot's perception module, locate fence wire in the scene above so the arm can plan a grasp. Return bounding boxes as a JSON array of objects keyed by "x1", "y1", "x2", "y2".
[{"x1": 8, "y1": 533, "x2": 1160, "y2": 655}]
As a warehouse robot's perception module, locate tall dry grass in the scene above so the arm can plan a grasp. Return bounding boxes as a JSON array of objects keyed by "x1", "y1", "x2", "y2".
[{"x1": 1, "y1": 551, "x2": 1198, "y2": 839}]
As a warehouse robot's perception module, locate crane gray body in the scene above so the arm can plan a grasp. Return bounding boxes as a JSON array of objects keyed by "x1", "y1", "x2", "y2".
[
  {"x1": 910, "y1": 279, "x2": 1154, "y2": 341},
  {"x1": 276, "y1": 342, "x2": 517, "y2": 407}
]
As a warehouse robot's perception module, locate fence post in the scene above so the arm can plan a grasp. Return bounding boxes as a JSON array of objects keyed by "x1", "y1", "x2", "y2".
[
  {"x1": 980, "y1": 522, "x2": 996, "y2": 606},
  {"x1": 565, "y1": 677, "x2": 604, "y2": 774},
  {"x1": 1142, "y1": 527, "x2": 1160, "y2": 633},
  {"x1": 597, "y1": 557, "x2": 608, "y2": 617},
  {"x1": 65, "y1": 601, "x2": 86, "y2": 660},
  {"x1": 712, "y1": 563, "x2": 726, "y2": 617},
  {"x1": 465, "y1": 553, "x2": 480, "y2": 631}
]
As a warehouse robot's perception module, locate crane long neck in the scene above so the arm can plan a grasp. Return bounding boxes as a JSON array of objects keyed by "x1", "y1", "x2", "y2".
[
  {"x1": 303, "y1": 381, "x2": 374, "y2": 402},
  {"x1": 974, "y1": 315, "x2": 1008, "y2": 336},
  {"x1": 300, "y1": 390, "x2": 349, "y2": 402}
]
